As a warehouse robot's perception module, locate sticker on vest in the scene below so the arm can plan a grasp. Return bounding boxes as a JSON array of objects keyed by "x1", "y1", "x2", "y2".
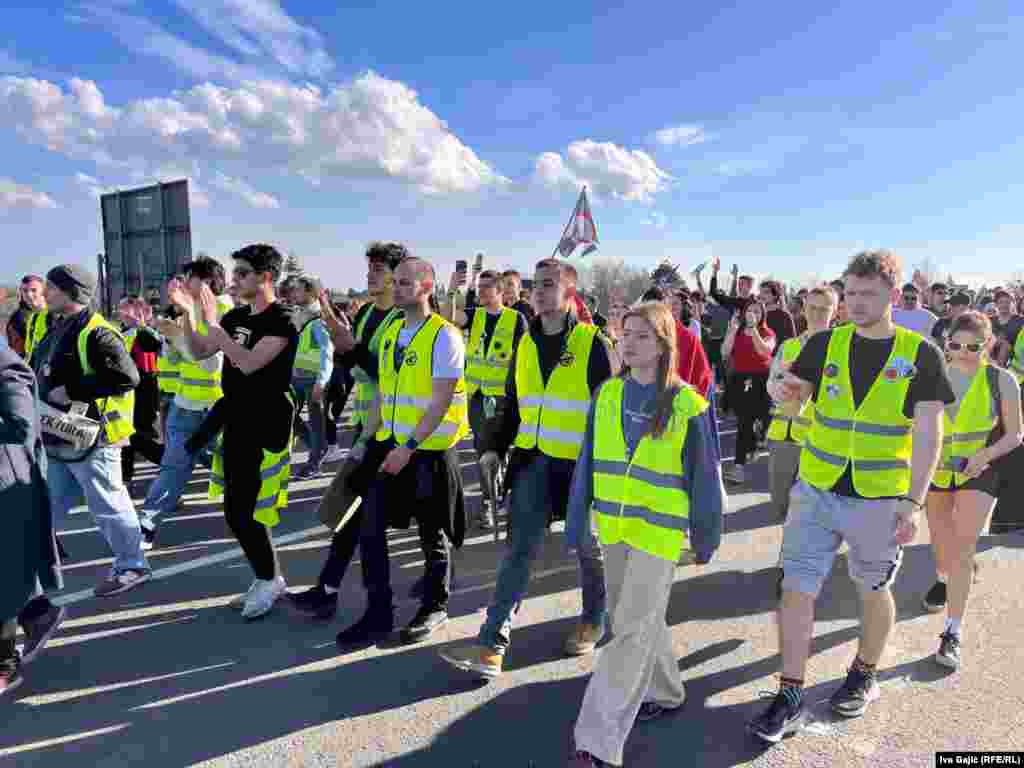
[
  {"x1": 824, "y1": 363, "x2": 839, "y2": 378},
  {"x1": 403, "y1": 350, "x2": 418, "y2": 367},
  {"x1": 825, "y1": 383, "x2": 841, "y2": 398},
  {"x1": 887, "y1": 357, "x2": 916, "y2": 380},
  {"x1": 559, "y1": 352, "x2": 576, "y2": 367}
]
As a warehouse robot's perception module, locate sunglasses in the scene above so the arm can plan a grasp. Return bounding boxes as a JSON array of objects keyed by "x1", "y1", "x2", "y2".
[{"x1": 947, "y1": 341, "x2": 984, "y2": 352}]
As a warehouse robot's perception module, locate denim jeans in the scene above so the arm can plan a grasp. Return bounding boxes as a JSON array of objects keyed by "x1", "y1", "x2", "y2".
[
  {"x1": 47, "y1": 445, "x2": 149, "y2": 573},
  {"x1": 293, "y1": 379, "x2": 326, "y2": 468},
  {"x1": 479, "y1": 453, "x2": 606, "y2": 651},
  {"x1": 138, "y1": 403, "x2": 210, "y2": 533}
]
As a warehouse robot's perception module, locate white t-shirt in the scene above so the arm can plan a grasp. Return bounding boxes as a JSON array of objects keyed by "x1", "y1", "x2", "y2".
[
  {"x1": 892, "y1": 307, "x2": 937, "y2": 337},
  {"x1": 397, "y1": 319, "x2": 465, "y2": 379}
]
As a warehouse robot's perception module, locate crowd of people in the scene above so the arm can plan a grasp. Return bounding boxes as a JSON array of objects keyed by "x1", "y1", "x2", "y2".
[{"x1": 1, "y1": 244, "x2": 1022, "y2": 766}]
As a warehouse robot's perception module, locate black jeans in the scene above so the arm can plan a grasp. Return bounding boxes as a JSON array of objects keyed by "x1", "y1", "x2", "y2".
[
  {"x1": 222, "y1": 423, "x2": 276, "y2": 580},
  {"x1": 730, "y1": 372, "x2": 771, "y2": 466},
  {"x1": 122, "y1": 432, "x2": 165, "y2": 484},
  {"x1": 360, "y1": 468, "x2": 452, "y2": 613}
]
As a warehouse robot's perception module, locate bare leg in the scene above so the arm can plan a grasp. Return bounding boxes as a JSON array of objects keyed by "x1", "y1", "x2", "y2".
[
  {"x1": 778, "y1": 590, "x2": 816, "y2": 680},
  {"x1": 947, "y1": 490, "x2": 996, "y2": 624},
  {"x1": 858, "y1": 587, "x2": 896, "y2": 665},
  {"x1": 926, "y1": 491, "x2": 956, "y2": 579}
]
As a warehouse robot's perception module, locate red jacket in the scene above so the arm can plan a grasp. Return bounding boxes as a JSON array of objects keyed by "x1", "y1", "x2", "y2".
[{"x1": 675, "y1": 320, "x2": 712, "y2": 397}]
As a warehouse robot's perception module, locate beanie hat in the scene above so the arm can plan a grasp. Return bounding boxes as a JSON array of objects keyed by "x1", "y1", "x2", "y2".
[{"x1": 47, "y1": 264, "x2": 96, "y2": 305}]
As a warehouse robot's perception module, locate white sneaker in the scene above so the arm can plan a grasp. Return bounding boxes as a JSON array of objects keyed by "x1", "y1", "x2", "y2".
[
  {"x1": 230, "y1": 580, "x2": 259, "y2": 611},
  {"x1": 322, "y1": 445, "x2": 346, "y2": 464},
  {"x1": 241, "y1": 576, "x2": 286, "y2": 620}
]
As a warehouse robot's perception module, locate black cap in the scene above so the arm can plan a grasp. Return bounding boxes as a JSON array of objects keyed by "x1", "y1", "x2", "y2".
[
  {"x1": 47, "y1": 264, "x2": 96, "y2": 305},
  {"x1": 949, "y1": 292, "x2": 971, "y2": 306}
]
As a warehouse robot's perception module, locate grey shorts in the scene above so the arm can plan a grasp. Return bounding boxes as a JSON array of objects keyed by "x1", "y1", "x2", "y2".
[{"x1": 781, "y1": 480, "x2": 903, "y2": 596}]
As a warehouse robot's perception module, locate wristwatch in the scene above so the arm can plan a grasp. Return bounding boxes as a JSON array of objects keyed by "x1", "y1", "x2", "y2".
[{"x1": 404, "y1": 437, "x2": 420, "y2": 451}]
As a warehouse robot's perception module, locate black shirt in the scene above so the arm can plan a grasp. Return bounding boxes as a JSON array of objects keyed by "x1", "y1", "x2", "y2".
[
  {"x1": 473, "y1": 308, "x2": 528, "y2": 373},
  {"x1": 220, "y1": 302, "x2": 299, "y2": 422},
  {"x1": 790, "y1": 328, "x2": 955, "y2": 498},
  {"x1": 345, "y1": 303, "x2": 401, "y2": 380}
]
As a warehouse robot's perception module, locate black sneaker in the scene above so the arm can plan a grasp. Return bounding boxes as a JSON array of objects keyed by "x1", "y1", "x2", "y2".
[
  {"x1": 922, "y1": 581, "x2": 947, "y2": 613},
  {"x1": 935, "y1": 630, "x2": 961, "y2": 670},
  {"x1": 636, "y1": 701, "x2": 681, "y2": 722},
  {"x1": 747, "y1": 690, "x2": 804, "y2": 744},
  {"x1": 19, "y1": 604, "x2": 66, "y2": 665},
  {"x1": 829, "y1": 666, "x2": 880, "y2": 718},
  {"x1": 288, "y1": 585, "x2": 338, "y2": 620},
  {"x1": 400, "y1": 606, "x2": 449, "y2": 643},
  {"x1": 336, "y1": 608, "x2": 393, "y2": 647},
  {"x1": 141, "y1": 527, "x2": 157, "y2": 552}
]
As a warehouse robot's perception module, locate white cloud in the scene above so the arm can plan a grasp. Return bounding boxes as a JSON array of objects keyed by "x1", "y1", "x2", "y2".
[
  {"x1": 172, "y1": 0, "x2": 334, "y2": 78},
  {"x1": 652, "y1": 124, "x2": 709, "y2": 148},
  {"x1": 75, "y1": 0, "x2": 331, "y2": 82},
  {"x1": 0, "y1": 177, "x2": 57, "y2": 209},
  {"x1": 534, "y1": 140, "x2": 671, "y2": 202},
  {"x1": 0, "y1": 72, "x2": 505, "y2": 205},
  {"x1": 212, "y1": 172, "x2": 279, "y2": 208}
]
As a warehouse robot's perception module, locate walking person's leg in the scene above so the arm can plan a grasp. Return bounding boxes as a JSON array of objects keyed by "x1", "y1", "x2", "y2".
[
  {"x1": 137, "y1": 403, "x2": 206, "y2": 537},
  {"x1": 923, "y1": 490, "x2": 956, "y2": 611},
  {"x1": 573, "y1": 545, "x2": 679, "y2": 766},
  {"x1": 936, "y1": 489, "x2": 996, "y2": 669}
]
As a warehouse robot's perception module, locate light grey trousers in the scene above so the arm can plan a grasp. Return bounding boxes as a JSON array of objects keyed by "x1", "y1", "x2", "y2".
[{"x1": 573, "y1": 543, "x2": 683, "y2": 766}]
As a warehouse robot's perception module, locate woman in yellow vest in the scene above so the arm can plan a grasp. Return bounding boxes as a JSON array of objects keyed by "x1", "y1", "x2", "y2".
[
  {"x1": 766, "y1": 285, "x2": 837, "y2": 521},
  {"x1": 923, "y1": 311, "x2": 1022, "y2": 670},
  {"x1": 566, "y1": 302, "x2": 723, "y2": 768}
]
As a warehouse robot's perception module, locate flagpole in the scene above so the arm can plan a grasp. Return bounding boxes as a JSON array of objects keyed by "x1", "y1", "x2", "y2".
[{"x1": 551, "y1": 186, "x2": 586, "y2": 259}]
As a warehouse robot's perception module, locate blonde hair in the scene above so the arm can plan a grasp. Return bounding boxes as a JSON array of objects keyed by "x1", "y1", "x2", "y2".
[{"x1": 620, "y1": 301, "x2": 683, "y2": 439}]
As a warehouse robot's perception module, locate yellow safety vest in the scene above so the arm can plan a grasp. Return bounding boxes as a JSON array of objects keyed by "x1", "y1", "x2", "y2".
[
  {"x1": 592, "y1": 378, "x2": 707, "y2": 562},
  {"x1": 375, "y1": 313, "x2": 469, "y2": 451},
  {"x1": 77, "y1": 313, "x2": 136, "y2": 444},
  {"x1": 208, "y1": 393, "x2": 295, "y2": 527},
  {"x1": 465, "y1": 306, "x2": 519, "y2": 397},
  {"x1": 157, "y1": 341, "x2": 183, "y2": 396},
  {"x1": 25, "y1": 308, "x2": 49, "y2": 362},
  {"x1": 177, "y1": 296, "x2": 233, "y2": 405},
  {"x1": 514, "y1": 323, "x2": 597, "y2": 460},
  {"x1": 933, "y1": 364, "x2": 997, "y2": 488},
  {"x1": 766, "y1": 336, "x2": 815, "y2": 443},
  {"x1": 799, "y1": 324, "x2": 923, "y2": 498},
  {"x1": 350, "y1": 306, "x2": 402, "y2": 427},
  {"x1": 293, "y1": 316, "x2": 325, "y2": 376},
  {"x1": 1009, "y1": 332, "x2": 1024, "y2": 383}
]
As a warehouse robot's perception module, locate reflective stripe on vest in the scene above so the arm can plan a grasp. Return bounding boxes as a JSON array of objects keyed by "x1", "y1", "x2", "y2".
[
  {"x1": 293, "y1": 316, "x2": 324, "y2": 375},
  {"x1": 177, "y1": 299, "x2": 232, "y2": 404},
  {"x1": 592, "y1": 377, "x2": 708, "y2": 562},
  {"x1": 766, "y1": 336, "x2": 815, "y2": 443},
  {"x1": 465, "y1": 307, "x2": 519, "y2": 397},
  {"x1": 375, "y1": 314, "x2": 469, "y2": 450},
  {"x1": 351, "y1": 306, "x2": 402, "y2": 426},
  {"x1": 1011, "y1": 333, "x2": 1024, "y2": 383},
  {"x1": 513, "y1": 323, "x2": 597, "y2": 460},
  {"x1": 208, "y1": 393, "x2": 295, "y2": 527},
  {"x1": 799, "y1": 324, "x2": 922, "y2": 498},
  {"x1": 77, "y1": 313, "x2": 135, "y2": 444},
  {"x1": 25, "y1": 309, "x2": 49, "y2": 362},
  {"x1": 933, "y1": 364, "x2": 997, "y2": 488}
]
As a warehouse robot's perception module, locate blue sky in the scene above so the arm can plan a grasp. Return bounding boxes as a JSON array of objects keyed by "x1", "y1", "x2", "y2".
[{"x1": 1, "y1": 0, "x2": 1021, "y2": 291}]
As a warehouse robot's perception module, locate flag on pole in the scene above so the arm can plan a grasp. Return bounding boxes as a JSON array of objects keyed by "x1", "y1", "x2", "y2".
[{"x1": 555, "y1": 187, "x2": 599, "y2": 259}]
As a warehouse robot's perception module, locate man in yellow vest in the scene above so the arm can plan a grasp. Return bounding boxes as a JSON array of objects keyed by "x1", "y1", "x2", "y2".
[
  {"x1": 766, "y1": 285, "x2": 838, "y2": 523},
  {"x1": 177, "y1": 244, "x2": 300, "y2": 620},
  {"x1": 289, "y1": 242, "x2": 404, "y2": 621},
  {"x1": 748, "y1": 250, "x2": 955, "y2": 743},
  {"x1": 441, "y1": 257, "x2": 616, "y2": 680},
  {"x1": 334, "y1": 254, "x2": 468, "y2": 646},
  {"x1": 31, "y1": 265, "x2": 151, "y2": 597},
  {"x1": 288, "y1": 274, "x2": 335, "y2": 479},
  {"x1": 456, "y1": 267, "x2": 528, "y2": 529},
  {"x1": 137, "y1": 257, "x2": 232, "y2": 549},
  {"x1": 7, "y1": 274, "x2": 50, "y2": 360}
]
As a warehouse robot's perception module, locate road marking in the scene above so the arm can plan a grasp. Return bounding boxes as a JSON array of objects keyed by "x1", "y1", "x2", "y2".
[{"x1": 0, "y1": 724, "x2": 132, "y2": 758}]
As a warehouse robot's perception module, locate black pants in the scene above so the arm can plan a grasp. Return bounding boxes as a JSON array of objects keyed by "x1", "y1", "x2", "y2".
[
  {"x1": 122, "y1": 432, "x2": 165, "y2": 484},
  {"x1": 318, "y1": 424, "x2": 364, "y2": 588},
  {"x1": 324, "y1": 365, "x2": 354, "y2": 447},
  {"x1": 730, "y1": 372, "x2": 771, "y2": 466},
  {"x1": 360, "y1": 467, "x2": 451, "y2": 613},
  {"x1": 222, "y1": 423, "x2": 277, "y2": 580}
]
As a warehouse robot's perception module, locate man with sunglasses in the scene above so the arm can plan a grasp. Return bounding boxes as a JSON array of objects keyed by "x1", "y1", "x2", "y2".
[
  {"x1": 892, "y1": 283, "x2": 937, "y2": 337},
  {"x1": 176, "y1": 244, "x2": 300, "y2": 619},
  {"x1": 931, "y1": 292, "x2": 971, "y2": 345}
]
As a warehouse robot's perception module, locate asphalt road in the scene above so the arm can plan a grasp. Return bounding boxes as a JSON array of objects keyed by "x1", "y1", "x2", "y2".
[{"x1": 2, "y1": 414, "x2": 1023, "y2": 767}]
